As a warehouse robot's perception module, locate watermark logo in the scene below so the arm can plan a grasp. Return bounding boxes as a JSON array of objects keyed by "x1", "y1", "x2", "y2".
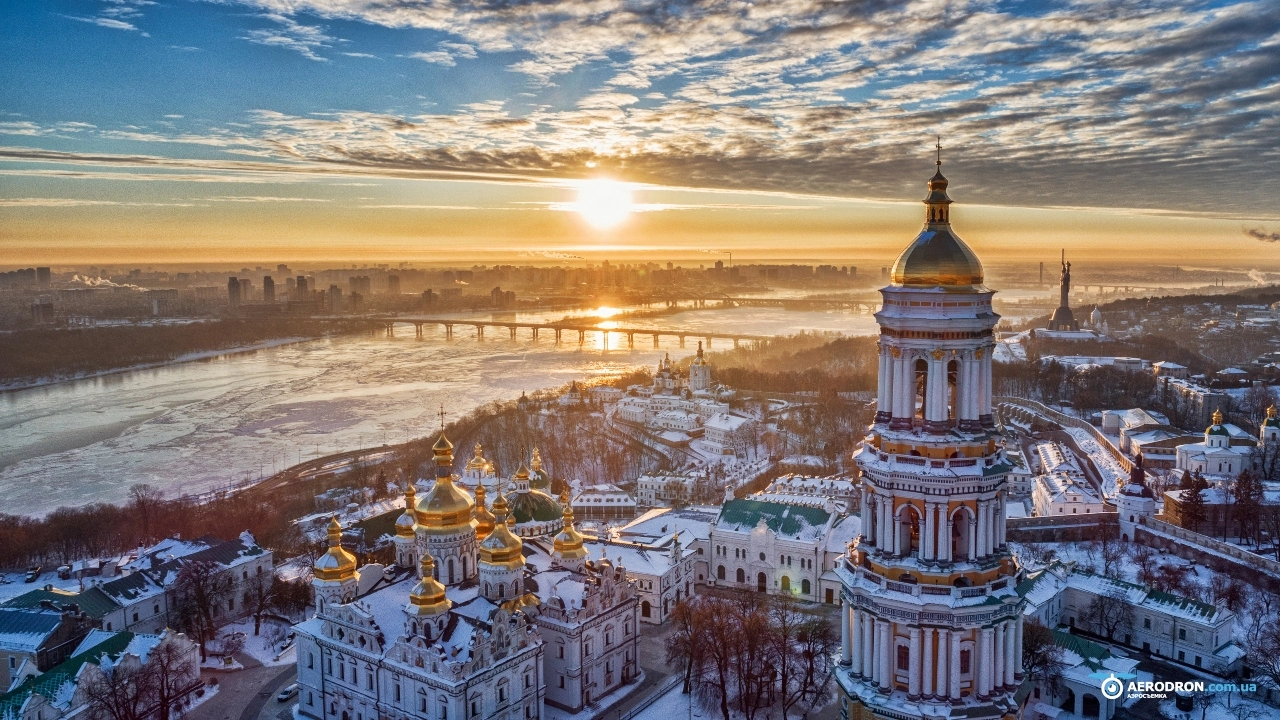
[{"x1": 1099, "y1": 674, "x2": 1125, "y2": 701}]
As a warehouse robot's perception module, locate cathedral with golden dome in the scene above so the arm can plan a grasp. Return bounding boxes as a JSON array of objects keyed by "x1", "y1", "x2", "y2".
[
  {"x1": 834, "y1": 151, "x2": 1025, "y2": 720},
  {"x1": 296, "y1": 432, "x2": 641, "y2": 720}
]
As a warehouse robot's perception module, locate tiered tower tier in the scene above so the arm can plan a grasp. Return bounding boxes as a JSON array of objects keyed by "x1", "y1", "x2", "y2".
[{"x1": 835, "y1": 152, "x2": 1024, "y2": 720}]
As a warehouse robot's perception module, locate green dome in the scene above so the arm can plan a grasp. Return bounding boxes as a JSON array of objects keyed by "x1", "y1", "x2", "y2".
[
  {"x1": 1207, "y1": 425, "x2": 1230, "y2": 436},
  {"x1": 508, "y1": 488, "x2": 563, "y2": 524}
]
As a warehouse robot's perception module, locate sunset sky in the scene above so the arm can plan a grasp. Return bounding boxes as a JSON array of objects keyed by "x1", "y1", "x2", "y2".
[{"x1": 1, "y1": 0, "x2": 1278, "y2": 266}]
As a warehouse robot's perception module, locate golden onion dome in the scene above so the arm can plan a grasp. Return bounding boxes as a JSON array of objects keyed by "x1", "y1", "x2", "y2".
[
  {"x1": 314, "y1": 516, "x2": 357, "y2": 582},
  {"x1": 889, "y1": 160, "x2": 984, "y2": 288},
  {"x1": 474, "y1": 484, "x2": 496, "y2": 541},
  {"x1": 467, "y1": 443, "x2": 488, "y2": 471},
  {"x1": 1264, "y1": 405, "x2": 1280, "y2": 428},
  {"x1": 395, "y1": 485, "x2": 417, "y2": 538},
  {"x1": 552, "y1": 490, "x2": 588, "y2": 561},
  {"x1": 408, "y1": 552, "x2": 450, "y2": 616},
  {"x1": 530, "y1": 448, "x2": 543, "y2": 473},
  {"x1": 478, "y1": 490, "x2": 524, "y2": 569},
  {"x1": 415, "y1": 432, "x2": 475, "y2": 533}
]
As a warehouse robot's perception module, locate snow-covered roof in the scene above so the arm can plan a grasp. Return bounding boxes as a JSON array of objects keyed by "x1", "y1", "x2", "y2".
[
  {"x1": 715, "y1": 498, "x2": 838, "y2": 542},
  {"x1": 0, "y1": 610, "x2": 62, "y2": 652},
  {"x1": 705, "y1": 413, "x2": 750, "y2": 431}
]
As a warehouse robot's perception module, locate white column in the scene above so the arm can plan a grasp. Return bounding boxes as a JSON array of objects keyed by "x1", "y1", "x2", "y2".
[
  {"x1": 864, "y1": 613, "x2": 875, "y2": 682},
  {"x1": 891, "y1": 505, "x2": 901, "y2": 557},
  {"x1": 994, "y1": 623, "x2": 1005, "y2": 690},
  {"x1": 908, "y1": 627, "x2": 922, "y2": 699},
  {"x1": 935, "y1": 629, "x2": 948, "y2": 700},
  {"x1": 878, "y1": 620, "x2": 892, "y2": 692},
  {"x1": 983, "y1": 499, "x2": 993, "y2": 556},
  {"x1": 981, "y1": 354, "x2": 993, "y2": 418},
  {"x1": 968, "y1": 516, "x2": 978, "y2": 561},
  {"x1": 922, "y1": 627, "x2": 934, "y2": 699},
  {"x1": 1015, "y1": 618, "x2": 1024, "y2": 678},
  {"x1": 1005, "y1": 620, "x2": 1017, "y2": 687},
  {"x1": 851, "y1": 609, "x2": 863, "y2": 677},
  {"x1": 949, "y1": 630, "x2": 962, "y2": 700},
  {"x1": 980, "y1": 627, "x2": 994, "y2": 698},
  {"x1": 878, "y1": 496, "x2": 889, "y2": 550},
  {"x1": 924, "y1": 357, "x2": 941, "y2": 423},
  {"x1": 877, "y1": 346, "x2": 890, "y2": 416},
  {"x1": 993, "y1": 489, "x2": 1003, "y2": 545},
  {"x1": 841, "y1": 601, "x2": 852, "y2": 665},
  {"x1": 939, "y1": 507, "x2": 951, "y2": 563},
  {"x1": 923, "y1": 502, "x2": 935, "y2": 561},
  {"x1": 894, "y1": 354, "x2": 912, "y2": 420}
]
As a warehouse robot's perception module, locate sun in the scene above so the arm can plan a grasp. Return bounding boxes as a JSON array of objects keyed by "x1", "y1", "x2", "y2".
[{"x1": 574, "y1": 179, "x2": 634, "y2": 229}]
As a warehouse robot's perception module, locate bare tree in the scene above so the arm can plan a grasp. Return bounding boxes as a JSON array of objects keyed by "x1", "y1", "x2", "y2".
[
  {"x1": 128, "y1": 484, "x2": 165, "y2": 545},
  {"x1": 1083, "y1": 588, "x2": 1134, "y2": 641},
  {"x1": 1129, "y1": 545, "x2": 1158, "y2": 586},
  {"x1": 1021, "y1": 619, "x2": 1067, "y2": 702},
  {"x1": 144, "y1": 637, "x2": 199, "y2": 720},
  {"x1": 244, "y1": 572, "x2": 277, "y2": 635},
  {"x1": 171, "y1": 560, "x2": 233, "y2": 660},
  {"x1": 81, "y1": 662, "x2": 150, "y2": 720}
]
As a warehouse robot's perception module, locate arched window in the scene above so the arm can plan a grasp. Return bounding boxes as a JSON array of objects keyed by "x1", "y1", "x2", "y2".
[
  {"x1": 757, "y1": 572, "x2": 767, "y2": 592},
  {"x1": 736, "y1": 568, "x2": 745, "y2": 583},
  {"x1": 717, "y1": 565, "x2": 725, "y2": 580},
  {"x1": 448, "y1": 558, "x2": 455, "y2": 584},
  {"x1": 802, "y1": 579, "x2": 811, "y2": 594},
  {"x1": 641, "y1": 601, "x2": 651, "y2": 618},
  {"x1": 781, "y1": 576, "x2": 791, "y2": 592}
]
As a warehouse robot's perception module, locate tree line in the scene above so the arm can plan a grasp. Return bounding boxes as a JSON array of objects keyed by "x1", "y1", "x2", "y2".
[
  {"x1": 666, "y1": 593, "x2": 837, "y2": 720},
  {"x1": 2, "y1": 318, "x2": 377, "y2": 385}
]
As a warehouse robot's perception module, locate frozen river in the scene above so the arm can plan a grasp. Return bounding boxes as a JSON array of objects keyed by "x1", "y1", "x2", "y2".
[{"x1": 0, "y1": 306, "x2": 883, "y2": 517}]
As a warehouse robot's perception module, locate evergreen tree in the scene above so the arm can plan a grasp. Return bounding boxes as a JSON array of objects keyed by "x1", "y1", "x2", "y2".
[{"x1": 1181, "y1": 472, "x2": 1209, "y2": 533}]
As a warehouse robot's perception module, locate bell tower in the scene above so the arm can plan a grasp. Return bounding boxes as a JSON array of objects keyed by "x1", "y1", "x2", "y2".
[{"x1": 836, "y1": 149, "x2": 1024, "y2": 720}]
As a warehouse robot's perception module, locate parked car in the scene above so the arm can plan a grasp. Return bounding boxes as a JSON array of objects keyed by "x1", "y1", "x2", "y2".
[
  {"x1": 277, "y1": 684, "x2": 299, "y2": 702},
  {"x1": 24, "y1": 566, "x2": 41, "y2": 583}
]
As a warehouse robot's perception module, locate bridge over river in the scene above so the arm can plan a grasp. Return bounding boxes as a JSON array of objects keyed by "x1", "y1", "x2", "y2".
[{"x1": 365, "y1": 315, "x2": 782, "y2": 348}]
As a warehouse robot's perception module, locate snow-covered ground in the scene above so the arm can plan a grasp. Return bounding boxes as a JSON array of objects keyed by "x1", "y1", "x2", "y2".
[
  {"x1": 1064, "y1": 427, "x2": 1128, "y2": 498},
  {"x1": 543, "y1": 671, "x2": 648, "y2": 720},
  {"x1": 633, "y1": 677, "x2": 835, "y2": 720},
  {"x1": 0, "y1": 571, "x2": 85, "y2": 603},
  {"x1": 217, "y1": 618, "x2": 297, "y2": 667},
  {"x1": 176, "y1": 682, "x2": 218, "y2": 717},
  {"x1": 1158, "y1": 694, "x2": 1275, "y2": 720}
]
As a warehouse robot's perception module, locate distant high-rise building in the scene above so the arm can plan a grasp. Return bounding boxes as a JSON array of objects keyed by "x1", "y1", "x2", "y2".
[
  {"x1": 328, "y1": 284, "x2": 343, "y2": 312},
  {"x1": 36, "y1": 267, "x2": 50, "y2": 287},
  {"x1": 277, "y1": 264, "x2": 289, "y2": 274},
  {"x1": 285, "y1": 277, "x2": 296, "y2": 292},
  {"x1": 349, "y1": 275, "x2": 371, "y2": 295},
  {"x1": 296, "y1": 276, "x2": 309, "y2": 297},
  {"x1": 31, "y1": 297, "x2": 55, "y2": 324},
  {"x1": 227, "y1": 277, "x2": 241, "y2": 306},
  {"x1": 263, "y1": 276, "x2": 275, "y2": 303},
  {"x1": 387, "y1": 274, "x2": 401, "y2": 295}
]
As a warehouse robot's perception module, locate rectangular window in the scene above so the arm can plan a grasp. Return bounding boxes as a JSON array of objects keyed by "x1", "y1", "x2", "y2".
[
  {"x1": 1179, "y1": 651, "x2": 1186, "y2": 662},
  {"x1": 1195, "y1": 656, "x2": 1202, "y2": 667},
  {"x1": 960, "y1": 650, "x2": 971, "y2": 674},
  {"x1": 308, "y1": 653, "x2": 314, "y2": 669},
  {"x1": 1144, "y1": 619, "x2": 1151, "y2": 629},
  {"x1": 1179, "y1": 629, "x2": 1186, "y2": 640},
  {"x1": 897, "y1": 645, "x2": 910, "y2": 671},
  {"x1": 559, "y1": 676, "x2": 565, "y2": 689}
]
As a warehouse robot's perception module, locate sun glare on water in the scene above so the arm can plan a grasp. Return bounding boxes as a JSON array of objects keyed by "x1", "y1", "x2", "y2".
[{"x1": 575, "y1": 180, "x2": 634, "y2": 229}]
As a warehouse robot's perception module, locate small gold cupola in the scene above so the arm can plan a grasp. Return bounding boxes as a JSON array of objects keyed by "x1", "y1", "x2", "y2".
[
  {"x1": 474, "y1": 484, "x2": 496, "y2": 541},
  {"x1": 478, "y1": 487, "x2": 524, "y2": 570},
  {"x1": 408, "y1": 552, "x2": 451, "y2": 616},
  {"x1": 395, "y1": 484, "x2": 417, "y2": 538},
  {"x1": 552, "y1": 490, "x2": 588, "y2": 561},
  {"x1": 314, "y1": 516, "x2": 357, "y2": 581}
]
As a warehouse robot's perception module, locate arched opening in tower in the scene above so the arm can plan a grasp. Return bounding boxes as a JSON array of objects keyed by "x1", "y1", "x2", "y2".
[
  {"x1": 947, "y1": 358, "x2": 959, "y2": 427},
  {"x1": 914, "y1": 358, "x2": 929, "y2": 425},
  {"x1": 898, "y1": 504, "x2": 921, "y2": 557},
  {"x1": 951, "y1": 507, "x2": 973, "y2": 562}
]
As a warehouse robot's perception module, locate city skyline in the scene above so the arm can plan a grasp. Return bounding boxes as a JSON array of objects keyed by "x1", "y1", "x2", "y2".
[{"x1": 3, "y1": 0, "x2": 1279, "y2": 265}]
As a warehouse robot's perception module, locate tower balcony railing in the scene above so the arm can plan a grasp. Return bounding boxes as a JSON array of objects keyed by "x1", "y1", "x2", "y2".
[
  {"x1": 870, "y1": 451, "x2": 996, "y2": 475},
  {"x1": 843, "y1": 560, "x2": 1015, "y2": 601}
]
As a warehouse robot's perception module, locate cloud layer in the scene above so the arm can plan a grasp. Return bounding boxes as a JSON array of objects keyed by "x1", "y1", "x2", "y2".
[{"x1": 7, "y1": 0, "x2": 1279, "y2": 217}]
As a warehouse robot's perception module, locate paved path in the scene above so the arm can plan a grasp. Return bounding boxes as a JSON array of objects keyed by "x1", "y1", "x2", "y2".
[{"x1": 186, "y1": 652, "x2": 291, "y2": 720}]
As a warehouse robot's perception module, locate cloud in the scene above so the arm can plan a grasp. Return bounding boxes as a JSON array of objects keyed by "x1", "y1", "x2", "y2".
[
  {"x1": 1245, "y1": 227, "x2": 1280, "y2": 242},
  {"x1": 63, "y1": 15, "x2": 139, "y2": 31},
  {"x1": 212, "y1": 195, "x2": 331, "y2": 202},
  {"x1": 0, "y1": 198, "x2": 193, "y2": 207},
  {"x1": 408, "y1": 51, "x2": 456, "y2": 66},
  {"x1": 129, "y1": 0, "x2": 1270, "y2": 216},
  {"x1": 241, "y1": 14, "x2": 336, "y2": 61},
  {"x1": 169, "y1": 45, "x2": 201, "y2": 51},
  {"x1": 341, "y1": 52, "x2": 378, "y2": 58}
]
